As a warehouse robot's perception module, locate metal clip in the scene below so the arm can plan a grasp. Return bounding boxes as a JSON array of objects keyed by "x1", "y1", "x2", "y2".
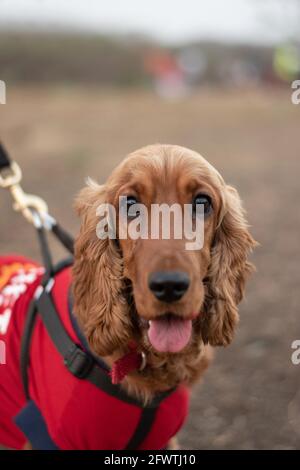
[
  {"x1": 139, "y1": 351, "x2": 147, "y2": 371},
  {"x1": 0, "y1": 161, "x2": 48, "y2": 224},
  {"x1": 0, "y1": 161, "x2": 22, "y2": 187}
]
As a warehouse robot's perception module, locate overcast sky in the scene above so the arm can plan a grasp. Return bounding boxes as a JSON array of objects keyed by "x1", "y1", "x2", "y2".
[{"x1": 0, "y1": 0, "x2": 298, "y2": 44}]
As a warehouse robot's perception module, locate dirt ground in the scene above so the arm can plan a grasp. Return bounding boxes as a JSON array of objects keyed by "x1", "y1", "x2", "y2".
[{"x1": 0, "y1": 86, "x2": 299, "y2": 449}]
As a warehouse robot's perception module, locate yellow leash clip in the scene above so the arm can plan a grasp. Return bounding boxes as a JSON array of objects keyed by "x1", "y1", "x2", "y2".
[{"x1": 0, "y1": 161, "x2": 48, "y2": 225}]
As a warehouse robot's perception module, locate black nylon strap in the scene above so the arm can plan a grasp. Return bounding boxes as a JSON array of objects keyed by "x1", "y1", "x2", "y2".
[
  {"x1": 36, "y1": 226, "x2": 54, "y2": 279},
  {"x1": 21, "y1": 294, "x2": 160, "y2": 449},
  {"x1": 36, "y1": 290, "x2": 75, "y2": 358},
  {"x1": 51, "y1": 223, "x2": 74, "y2": 255},
  {"x1": 0, "y1": 142, "x2": 11, "y2": 170},
  {"x1": 20, "y1": 301, "x2": 39, "y2": 401},
  {"x1": 20, "y1": 260, "x2": 73, "y2": 400},
  {"x1": 36, "y1": 289, "x2": 170, "y2": 408},
  {"x1": 20, "y1": 260, "x2": 176, "y2": 449},
  {"x1": 125, "y1": 407, "x2": 158, "y2": 450}
]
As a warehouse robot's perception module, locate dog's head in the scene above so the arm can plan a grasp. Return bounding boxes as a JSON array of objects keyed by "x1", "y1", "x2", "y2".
[{"x1": 73, "y1": 144, "x2": 256, "y2": 361}]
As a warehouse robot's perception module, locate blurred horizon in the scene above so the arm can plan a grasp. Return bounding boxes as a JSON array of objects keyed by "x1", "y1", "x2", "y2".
[{"x1": 0, "y1": 30, "x2": 298, "y2": 89}]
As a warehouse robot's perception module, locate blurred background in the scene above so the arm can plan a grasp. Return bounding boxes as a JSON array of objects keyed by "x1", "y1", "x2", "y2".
[{"x1": 0, "y1": 0, "x2": 300, "y2": 450}]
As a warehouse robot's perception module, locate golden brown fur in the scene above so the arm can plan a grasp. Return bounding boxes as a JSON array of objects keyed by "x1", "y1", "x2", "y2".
[{"x1": 73, "y1": 144, "x2": 256, "y2": 403}]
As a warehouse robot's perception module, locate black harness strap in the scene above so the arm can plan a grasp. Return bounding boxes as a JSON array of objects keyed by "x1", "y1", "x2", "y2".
[
  {"x1": 20, "y1": 301, "x2": 39, "y2": 401},
  {"x1": 20, "y1": 259, "x2": 75, "y2": 401},
  {"x1": 51, "y1": 222, "x2": 75, "y2": 255},
  {"x1": 34, "y1": 286, "x2": 172, "y2": 408},
  {"x1": 0, "y1": 142, "x2": 11, "y2": 170},
  {"x1": 35, "y1": 225, "x2": 54, "y2": 279},
  {"x1": 125, "y1": 407, "x2": 158, "y2": 450},
  {"x1": 20, "y1": 263, "x2": 175, "y2": 448}
]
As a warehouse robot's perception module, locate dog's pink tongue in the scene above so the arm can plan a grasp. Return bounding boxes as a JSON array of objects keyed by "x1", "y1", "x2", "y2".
[{"x1": 148, "y1": 317, "x2": 192, "y2": 353}]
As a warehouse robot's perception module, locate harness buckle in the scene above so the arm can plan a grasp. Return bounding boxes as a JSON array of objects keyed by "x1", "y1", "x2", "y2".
[
  {"x1": 64, "y1": 344, "x2": 94, "y2": 379},
  {"x1": 0, "y1": 161, "x2": 22, "y2": 187},
  {"x1": 0, "y1": 161, "x2": 48, "y2": 225}
]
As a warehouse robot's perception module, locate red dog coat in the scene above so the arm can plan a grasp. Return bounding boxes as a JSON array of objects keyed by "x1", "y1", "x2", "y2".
[{"x1": 0, "y1": 255, "x2": 189, "y2": 450}]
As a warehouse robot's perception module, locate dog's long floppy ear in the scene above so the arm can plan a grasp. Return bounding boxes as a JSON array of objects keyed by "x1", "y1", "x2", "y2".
[
  {"x1": 72, "y1": 180, "x2": 132, "y2": 357},
  {"x1": 202, "y1": 185, "x2": 257, "y2": 346}
]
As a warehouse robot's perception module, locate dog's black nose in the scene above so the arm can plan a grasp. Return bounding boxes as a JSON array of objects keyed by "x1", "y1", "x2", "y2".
[{"x1": 148, "y1": 271, "x2": 190, "y2": 303}]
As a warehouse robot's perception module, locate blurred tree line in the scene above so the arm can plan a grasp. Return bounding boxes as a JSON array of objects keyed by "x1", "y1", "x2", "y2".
[{"x1": 0, "y1": 31, "x2": 296, "y2": 87}]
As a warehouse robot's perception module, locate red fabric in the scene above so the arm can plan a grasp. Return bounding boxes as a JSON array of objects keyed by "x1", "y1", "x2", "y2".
[
  {"x1": 110, "y1": 343, "x2": 142, "y2": 385},
  {"x1": 0, "y1": 255, "x2": 190, "y2": 450}
]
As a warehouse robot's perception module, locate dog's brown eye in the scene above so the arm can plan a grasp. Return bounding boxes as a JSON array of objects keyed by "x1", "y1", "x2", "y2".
[
  {"x1": 126, "y1": 196, "x2": 139, "y2": 218},
  {"x1": 193, "y1": 194, "x2": 212, "y2": 217}
]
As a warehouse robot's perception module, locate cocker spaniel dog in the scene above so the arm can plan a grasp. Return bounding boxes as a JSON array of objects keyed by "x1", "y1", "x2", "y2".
[{"x1": 0, "y1": 144, "x2": 256, "y2": 450}]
